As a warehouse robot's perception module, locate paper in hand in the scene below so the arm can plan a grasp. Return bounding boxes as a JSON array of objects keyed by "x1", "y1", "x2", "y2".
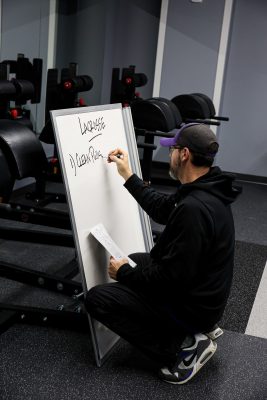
[{"x1": 90, "y1": 223, "x2": 136, "y2": 268}]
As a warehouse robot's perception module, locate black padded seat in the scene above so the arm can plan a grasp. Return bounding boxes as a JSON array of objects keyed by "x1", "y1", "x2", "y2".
[
  {"x1": 0, "y1": 148, "x2": 15, "y2": 201},
  {"x1": 171, "y1": 94, "x2": 211, "y2": 120},
  {"x1": 39, "y1": 119, "x2": 54, "y2": 144},
  {"x1": 0, "y1": 120, "x2": 48, "y2": 179},
  {"x1": 148, "y1": 97, "x2": 182, "y2": 128},
  {"x1": 192, "y1": 93, "x2": 216, "y2": 118},
  {"x1": 131, "y1": 98, "x2": 178, "y2": 132}
]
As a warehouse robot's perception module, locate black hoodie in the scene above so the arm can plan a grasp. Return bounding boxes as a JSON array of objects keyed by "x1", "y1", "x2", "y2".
[{"x1": 117, "y1": 167, "x2": 241, "y2": 331}]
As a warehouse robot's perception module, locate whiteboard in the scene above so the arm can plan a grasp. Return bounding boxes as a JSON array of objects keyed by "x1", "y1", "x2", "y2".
[{"x1": 51, "y1": 103, "x2": 153, "y2": 365}]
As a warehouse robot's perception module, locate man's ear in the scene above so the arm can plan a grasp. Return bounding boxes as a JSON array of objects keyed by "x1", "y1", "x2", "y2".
[{"x1": 182, "y1": 147, "x2": 190, "y2": 161}]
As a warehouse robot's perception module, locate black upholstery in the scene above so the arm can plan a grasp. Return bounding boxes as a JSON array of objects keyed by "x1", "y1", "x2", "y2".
[
  {"x1": 148, "y1": 97, "x2": 182, "y2": 128},
  {"x1": 0, "y1": 120, "x2": 48, "y2": 179},
  {"x1": 192, "y1": 93, "x2": 216, "y2": 118},
  {"x1": 131, "y1": 99, "x2": 177, "y2": 132},
  {"x1": 171, "y1": 94, "x2": 211, "y2": 120},
  {"x1": 0, "y1": 148, "x2": 14, "y2": 201}
]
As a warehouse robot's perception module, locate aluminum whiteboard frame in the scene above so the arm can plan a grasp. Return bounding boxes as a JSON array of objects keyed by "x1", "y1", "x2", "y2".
[
  {"x1": 122, "y1": 106, "x2": 154, "y2": 251},
  {"x1": 50, "y1": 103, "x2": 153, "y2": 366}
]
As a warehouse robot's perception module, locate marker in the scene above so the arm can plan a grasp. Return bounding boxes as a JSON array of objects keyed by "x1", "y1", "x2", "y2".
[{"x1": 107, "y1": 153, "x2": 123, "y2": 161}]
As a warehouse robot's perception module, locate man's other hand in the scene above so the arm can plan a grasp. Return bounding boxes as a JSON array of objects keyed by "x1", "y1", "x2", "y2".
[{"x1": 108, "y1": 256, "x2": 128, "y2": 280}]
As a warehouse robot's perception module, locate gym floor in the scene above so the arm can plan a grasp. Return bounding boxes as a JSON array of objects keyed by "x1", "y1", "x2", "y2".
[{"x1": 0, "y1": 178, "x2": 267, "y2": 400}]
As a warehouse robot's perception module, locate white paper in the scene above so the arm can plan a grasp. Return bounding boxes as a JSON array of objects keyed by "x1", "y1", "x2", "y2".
[{"x1": 90, "y1": 223, "x2": 136, "y2": 268}]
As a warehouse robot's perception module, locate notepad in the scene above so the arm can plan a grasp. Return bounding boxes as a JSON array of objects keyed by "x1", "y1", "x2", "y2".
[{"x1": 90, "y1": 223, "x2": 136, "y2": 268}]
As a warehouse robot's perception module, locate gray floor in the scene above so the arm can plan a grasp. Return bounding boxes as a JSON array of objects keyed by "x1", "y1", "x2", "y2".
[
  {"x1": 0, "y1": 327, "x2": 266, "y2": 400},
  {"x1": 232, "y1": 181, "x2": 267, "y2": 246},
  {"x1": 0, "y1": 179, "x2": 267, "y2": 399}
]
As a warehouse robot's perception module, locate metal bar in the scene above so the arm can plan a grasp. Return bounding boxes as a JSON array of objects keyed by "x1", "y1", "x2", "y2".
[
  {"x1": 0, "y1": 203, "x2": 71, "y2": 229},
  {"x1": 0, "y1": 303, "x2": 89, "y2": 332},
  {"x1": 0, "y1": 226, "x2": 74, "y2": 247},
  {"x1": 0, "y1": 261, "x2": 82, "y2": 296}
]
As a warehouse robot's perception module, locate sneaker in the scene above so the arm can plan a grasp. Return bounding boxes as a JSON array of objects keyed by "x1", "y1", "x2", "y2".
[
  {"x1": 159, "y1": 333, "x2": 217, "y2": 385},
  {"x1": 206, "y1": 324, "x2": 224, "y2": 340}
]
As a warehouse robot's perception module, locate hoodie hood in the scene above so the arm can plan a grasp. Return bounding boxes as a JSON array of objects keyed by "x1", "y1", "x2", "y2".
[{"x1": 178, "y1": 166, "x2": 242, "y2": 205}]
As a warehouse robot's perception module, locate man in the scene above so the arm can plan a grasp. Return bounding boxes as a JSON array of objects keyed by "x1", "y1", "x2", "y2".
[{"x1": 85, "y1": 123, "x2": 241, "y2": 384}]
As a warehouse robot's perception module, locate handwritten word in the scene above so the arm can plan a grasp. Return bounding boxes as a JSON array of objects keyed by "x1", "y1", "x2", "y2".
[
  {"x1": 78, "y1": 116, "x2": 106, "y2": 137},
  {"x1": 69, "y1": 146, "x2": 104, "y2": 176}
]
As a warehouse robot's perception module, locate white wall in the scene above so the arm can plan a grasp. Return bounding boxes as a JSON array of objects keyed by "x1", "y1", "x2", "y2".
[
  {"x1": 155, "y1": 0, "x2": 267, "y2": 179},
  {"x1": 155, "y1": 0, "x2": 226, "y2": 162},
  {"x1": 216, "y1": 0, "x2": 267, "y2": 178}
]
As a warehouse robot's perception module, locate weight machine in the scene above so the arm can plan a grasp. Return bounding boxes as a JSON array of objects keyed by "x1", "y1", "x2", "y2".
[
  {"x1": 0, "y1": 53, "x2": 42, "y2": 129},
  {"x1": 110, "y1": 64, "x2": 147, "y2": 106},
  {"x1": 40, "y1": 62, "x2": 94, "y2": 180},
  {"x1": 0, "y1": 57, "x2": 90, "y2": 335}
]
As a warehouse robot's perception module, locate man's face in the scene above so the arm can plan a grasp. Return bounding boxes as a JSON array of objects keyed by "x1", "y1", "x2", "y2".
[{"x1": 169, "y1": 146, "x2": 183, "y2": 180}]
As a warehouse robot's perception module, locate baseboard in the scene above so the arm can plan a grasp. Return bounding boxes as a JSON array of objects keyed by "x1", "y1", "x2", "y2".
[
  {"x1": 226, "y1": 172, "x2": 267, "y2": 185},
  {"x1": 151, "y1": 161, "x2": 267, "y2": 186}
]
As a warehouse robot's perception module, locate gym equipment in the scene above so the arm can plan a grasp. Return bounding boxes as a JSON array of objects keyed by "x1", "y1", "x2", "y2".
[
  {"x1": 39, "y1": 63, "x2": 94, "y2": 180},
  {"x1": 0, "y1": 143, "x2": 86, "y2": 335},
  {"x1": 0, "y1": 60, "x2": 92, "y2": 336},
  {"x1": 0, "y1": 61, "x2": 93, "y2": 231},
  {"x1": 192, "y1": 93, "x2": 229, "y2": 121},
  {"x1": 171, "y1": 93, "x2": 228, "y2": 125},
  {"x1": 0, "y1": 53, "x2": 42, "y2": 128},
  {"x1": 0, "y1": 252, "x2": 87, "y2": 335},
  {"x1": 42, "y1": 63, "x2": 93, "y2": 125},
  {"x1": 110, "y1": 65, "x2": 147, "y2": 106},
  {"x1": 131, "y1": 97, "x2": 182, "y2": 183},
  {"x1": 0, "y1": 120, "x2": 71, "y2": 230}
]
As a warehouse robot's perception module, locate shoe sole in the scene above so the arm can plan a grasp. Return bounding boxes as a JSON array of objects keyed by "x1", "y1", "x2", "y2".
[
  {"x1": 163, "y1": 340, "x2": 217, "y2": 385},
  {"x1": 206, "y1": 327, "x2": 223, "y2": 340}
]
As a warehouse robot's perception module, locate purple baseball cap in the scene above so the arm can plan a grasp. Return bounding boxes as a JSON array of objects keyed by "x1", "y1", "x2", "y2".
[{"x1": 160, "y1": 123, "x2": 219, "y2": 156}]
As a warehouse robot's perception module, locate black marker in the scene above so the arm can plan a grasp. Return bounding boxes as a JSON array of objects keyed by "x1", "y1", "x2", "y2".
[{"x1": 107, "y1": 153, "x2": 123, "y2": 161}]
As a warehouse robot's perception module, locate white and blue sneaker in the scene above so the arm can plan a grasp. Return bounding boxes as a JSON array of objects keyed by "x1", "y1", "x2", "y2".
[
  {"x1": 206, "y1": 324, "x2": 224, "y2": 340},
  {"x1": 159, "y1": 333, "x2": 217, "y2": 385}
]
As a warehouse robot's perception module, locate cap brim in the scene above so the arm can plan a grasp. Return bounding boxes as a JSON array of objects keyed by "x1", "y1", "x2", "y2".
[
  {"x1": 160, "y1": 122, "x2": 202, "y2": 148},
  {"x1": 159, "y1": 128, "x2": 180, "y2": 147},
  {"x1": 160, "y1": 136, "x2": 177, "y2": 147}
]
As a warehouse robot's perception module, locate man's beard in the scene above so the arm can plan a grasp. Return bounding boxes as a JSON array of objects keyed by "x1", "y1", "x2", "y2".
[
  {"x1": 169, "y1": 168, "x2": 177, "y2": 180},
  {"x1": 169, "y1": 157, "x2": 181, "y2": 180}
]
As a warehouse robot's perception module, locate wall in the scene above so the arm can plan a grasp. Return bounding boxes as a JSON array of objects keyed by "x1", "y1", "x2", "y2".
[
  {"x1": 56, "y1": 0, "x2": 161, "y2": 106},
  {"x1": 160, "y1": 0, "x2": 225, "y2": 99},
  {"x1": 155, "y1": 0, "x2": 225, "y2": 162},
  {"x1": 1, "y1": 0, "x2": 266, "y2": 179},
  {"x1": 216, "y1": 0, "x2": 267, "y2": 178},
  {"x1": 0, "y1": 0, "x2": 50, "y2": 134},
  {"x1": 110, "y1": 0, "x2": 161, "y2": 102},
  {"x1": 155, "y1": 0, "x2": 267, "y2": 179},
  {"x1": 0, "y1": 0, "x2": 51, "y2": 189}
]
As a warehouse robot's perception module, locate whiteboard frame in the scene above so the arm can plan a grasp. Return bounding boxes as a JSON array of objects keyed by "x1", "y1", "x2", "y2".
[
  {"x1": 122, "y1": 107, "x2": 154, "y2": 250},
  {"x1": 51, "y1": 103, "x2": 153, "y2": 366}
]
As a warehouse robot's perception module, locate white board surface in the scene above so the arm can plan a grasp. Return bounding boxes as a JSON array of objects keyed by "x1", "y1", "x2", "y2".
[
  {"x1": 51, "y1": 104, "x2": 153, "y2": 366},
  {"x1": 51, "y1": 104, "x2": 150, "y2": 291}
]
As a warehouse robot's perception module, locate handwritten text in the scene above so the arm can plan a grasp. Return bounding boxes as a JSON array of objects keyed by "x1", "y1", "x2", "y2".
[
  {"x1": 78, "y1": 116, "x2": 106, "y2": 139},
  {"x1": 69, "y1": 145, "x2": 104, "y2": 176}
]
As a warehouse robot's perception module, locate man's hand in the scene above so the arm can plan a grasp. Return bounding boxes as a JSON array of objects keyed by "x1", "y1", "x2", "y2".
[
  {"x1": 108, "y1": 256, "x2": 128, "y2": 280},
  {"x1": 107, "y1": 148, "x2": 133, "y2": 181}
]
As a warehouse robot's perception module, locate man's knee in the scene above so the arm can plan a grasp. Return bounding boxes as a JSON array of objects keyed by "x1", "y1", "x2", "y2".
[
  {"x1": 85, "y1": 284, "x2": 107, "y2": 313},
  {"x1": 85, "y1": 282, "x2": 124, "y2": 313}
]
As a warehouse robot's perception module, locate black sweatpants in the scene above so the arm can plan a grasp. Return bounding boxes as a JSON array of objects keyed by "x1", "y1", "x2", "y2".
[{"x1": 85, "y1": 253, "x2": 193, "y2": 367}]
